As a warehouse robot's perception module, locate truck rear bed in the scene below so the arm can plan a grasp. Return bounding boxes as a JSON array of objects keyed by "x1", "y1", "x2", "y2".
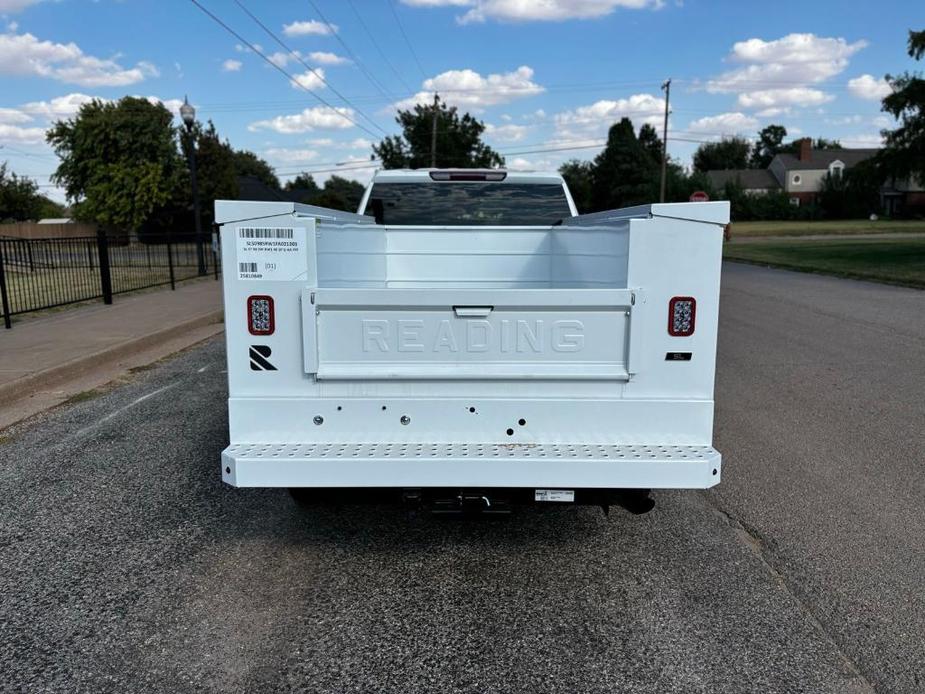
[{"x1": 216, "y1": 199, "x2": 727, "y2": 491}]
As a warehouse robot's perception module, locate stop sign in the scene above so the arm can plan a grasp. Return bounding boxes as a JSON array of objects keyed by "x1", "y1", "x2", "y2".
[{"x1": 689, "y1": 191, "x2": 710, "y2": 202}]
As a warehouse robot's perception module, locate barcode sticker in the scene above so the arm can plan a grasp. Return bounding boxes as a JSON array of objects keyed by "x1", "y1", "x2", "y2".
[
  {"x1": 239, "y1": 228, "x2": 294, "y2": 239},
  {"x1": 235, "y1": 226, "x2": 308, "y2": 281}
]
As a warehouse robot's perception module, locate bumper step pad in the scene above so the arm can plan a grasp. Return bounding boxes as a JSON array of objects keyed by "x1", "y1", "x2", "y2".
[{"x1": 222, "y1": 442, "x2": 721, "y2": 489}]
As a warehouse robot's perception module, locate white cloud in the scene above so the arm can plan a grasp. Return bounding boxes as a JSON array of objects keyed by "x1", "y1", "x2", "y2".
[
  {"x1": 0, "y1": 31, "x2": 157, "y2": 87},
  {"x1": 143, "y1": 96, "x2": 185, "y2": 116},
  {"x1": 290, "y1": 67, "x2": 326, "y2": 90},
  {"x1": 0, "y1": 106, "x2": 33, "y2": 124},
  {"x1": 282, "y1": 20, "x2": 336, "y2": 36},
  {"x1": 0, "y1": 123, "x2": 46, "y2": 144},
  {"x1": 393, "y1": 65, "x2": 544, "y2": 111},
  {"x1": 754, "y1": 106, "x2": 791, "y2": 117},
  {"x1": 21, "y1": 92, "x2": 99, "y2": 119},
  {"x1": 401, "y1": 0, "x2": 663, "y2": 23},
  {"x1": 348, "y1": 137, "x2": 372, "y2": 149},
  {"x1": 0, "y1": 0, "x2": 39, "y2": 13},
  {"x1": 264, "y1": 148, "x2": 319, "y2": 164},
  {"x1": 553, "y1": 93, "x2": 664, "y2": 139},
  {"x1": 268, "y1": 51, "x2": 298, "y2": 68},
  {"x1": 840, "y1": 133, "x2": 884, "y2": 147},
  {"x1": 308, "y1": 51, "x2": 349, "y2": 65},
  {"x1": 306, "y1": 137, "x2": 334, "y2": 146},
  {"x1": 249, "y1": 106, "x2": 356, "y2": 133},
  {"x1": 847, "y1": 74, "x2": 891, "y2": 101},
  {"x1": 738, "y1": 88, "x2": 833, "y2": 109},
  {"x1": 871, "y1": 114, "x2": 892, "y2": 128},
  {"x1": 686, "y1": 112, "x2": 758, "y2": 135},
  {"x1": 484, "y1": 122, "x2": 530, "y2": 142},
  {"x1": 708, "y1": 33, "x2": 866, "y2": 110},
  {"x1": 222, "y1": 59, "x2": 242, "y2": 72}
]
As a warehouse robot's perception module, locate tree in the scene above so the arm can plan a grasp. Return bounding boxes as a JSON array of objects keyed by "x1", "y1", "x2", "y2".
[
  {"x1": 234, "y1": 150, "x2": 280, "y2": 190},
  {"x1": 749, "y1": 125, "x2": 788, "y2": 168},
  {"x1": 313, "y1": 175, "x2": 365, "y2": 212},
  {"x1": 589, "y1": 118, "x2": 658, "y2": 212},
  {"x1": 284, "y1": 173, "x2": 321, "y2": 203},
  {"x1": 692, "y1": 137, "x2": 751, "y2": 172},
  {"x1": 47, "y1": 97, "x2": 180, "y2": 232},
  {"x1": 0, "y1": 163, "x2": 64, "y2": 221},
  {"x1": 559, "y1": 160, "x2": 593, "y2": 213},
  {"x1": 637, "y1": 123, "x2": 663, "y2": 166},
  {"x1": 373, "y1": 97, "x2": 504, "y2": 169},
  {"x1": 179, "y1": 120, "x2": 239, "y2": 229},
  {"x1": 876, "y1": 29, "x2": 925, "y2": 186}
]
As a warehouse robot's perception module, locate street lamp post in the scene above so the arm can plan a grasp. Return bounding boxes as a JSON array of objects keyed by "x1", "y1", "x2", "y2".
[{"x1": 180, "y1": 96, "x2": 206, "y2": 276}]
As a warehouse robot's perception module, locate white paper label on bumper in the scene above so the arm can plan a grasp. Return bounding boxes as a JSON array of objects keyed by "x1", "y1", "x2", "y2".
[
  {"x1": 236, "y1": 227, "x2": 307, "y2": 281},
  {"x1": 535, "y1": 489, "x2": 575, "y2": 502}
]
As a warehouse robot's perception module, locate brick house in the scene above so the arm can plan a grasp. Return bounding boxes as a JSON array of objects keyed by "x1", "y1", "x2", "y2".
[{"x1": 706, "y1": 138, "x2": 925, "y2": 214}]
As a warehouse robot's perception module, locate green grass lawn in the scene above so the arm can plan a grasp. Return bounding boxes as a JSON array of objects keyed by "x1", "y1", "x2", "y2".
[
  {"x1": 723, "y1": 236, "x2": 925, "y2": 288},
  {"x1": 730, "y1": 219, "x2": 925, "y2": 238}
]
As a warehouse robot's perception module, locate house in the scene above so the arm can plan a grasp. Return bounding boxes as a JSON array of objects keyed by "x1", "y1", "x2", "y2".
[
  {"x1": 706, "y1": 138, "x2": 925, "y2": 214},
  {"x1": 768, "y1": 140, "x2": 878, "y2": 207},
  {"x1": 705, "y1": 169, "x2": 780, "y2": 196}
]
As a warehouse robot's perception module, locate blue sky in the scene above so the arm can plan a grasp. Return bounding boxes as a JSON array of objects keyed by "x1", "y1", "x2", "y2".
[{"x1": 0, "y1": 0, "x2": 921, "y2": 201}]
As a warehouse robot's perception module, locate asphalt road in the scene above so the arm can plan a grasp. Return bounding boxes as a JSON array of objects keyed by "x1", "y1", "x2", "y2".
[{"x1": 1, "y1": 263, "x2": 922, "y2": 693}]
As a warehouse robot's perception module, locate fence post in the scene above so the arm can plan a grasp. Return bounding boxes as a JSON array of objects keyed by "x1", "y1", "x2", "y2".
[
  {"x1": 0, "y1": 242, "x2": 12, "y2": 329},
  {"x1": 26, "y1": 239, "x2": 34, "y2": 272},
  {"x1": 96, "y1": 228, "x2": 113, "y2": 305},
  {"x1": 167, "y1": 232, "x2": 176, "y2": 290}
]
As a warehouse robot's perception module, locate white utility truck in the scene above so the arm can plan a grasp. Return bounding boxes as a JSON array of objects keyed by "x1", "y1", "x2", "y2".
[{"x1": 216, "y1": 169, "x2": 727, "y2": 514}]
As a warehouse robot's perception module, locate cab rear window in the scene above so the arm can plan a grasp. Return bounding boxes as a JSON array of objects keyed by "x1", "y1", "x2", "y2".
[{"x1": 363, "y1": 182, "x2": 571, "y2": 226}]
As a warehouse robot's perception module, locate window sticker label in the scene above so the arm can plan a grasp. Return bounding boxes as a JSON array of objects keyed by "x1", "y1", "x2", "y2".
[{"x1": 236, "y1": 227, "x2": 307, "y2": 281}]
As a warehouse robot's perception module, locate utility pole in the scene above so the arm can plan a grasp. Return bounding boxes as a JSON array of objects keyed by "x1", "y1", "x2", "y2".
[
  {"x1": 430, "y1": 92, "x2": 439, "y2": 168},
  {"x1": 659, "y1": 78, "x2": 671, "y2": 203}
]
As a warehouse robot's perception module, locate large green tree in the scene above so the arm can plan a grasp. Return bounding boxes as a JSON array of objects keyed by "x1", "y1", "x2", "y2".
[
  {"x1": 374, "y1": 97, "x2": 504, "y2": 169},
  {"x1": 637, "y1": 123, "x2": 663, "y2": 166},
  {"x1": 0, "y1": 163, "x2": 64, "y2": 221},
  {"x1": 179, "y1": 120, "x2": 239, "y2": 229},
  {"x1": 47, "y1": 97, "x2": 181, "y2": 231},
  {"x1": 313, "y1": 175, "x2": 366, "y2": 212},
  {"x1": 749, "y1": 125, "x2": 787, "y2": 168},
  {"x1": 589, "y1": 118, "x2": 658, "y2": 211},
  {"x1": 558, "y1": 159, "x2": 593, "y2": 213},
  {"x1": 877, "y1": 29, "x2": 925, "y2": 185},
  {"x1": 284, "y1": 173, "x2": 321, "y2": 203},
  {"x1": 692, "y1": 137, "x2": 751, "y2": 172},
  {"x1": 234, "y1": 150, "x2": 280, "y2": 190}
]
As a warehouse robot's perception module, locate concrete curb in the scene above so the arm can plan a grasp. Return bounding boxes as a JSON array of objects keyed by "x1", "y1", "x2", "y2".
[{"x1": 0, "y1": 309, "x2": 224, "y2": 408}]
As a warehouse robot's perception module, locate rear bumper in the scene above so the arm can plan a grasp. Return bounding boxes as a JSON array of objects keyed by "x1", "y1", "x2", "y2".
[{"x1": 221, "y1": 442, "x2": 721, "y2": 489}]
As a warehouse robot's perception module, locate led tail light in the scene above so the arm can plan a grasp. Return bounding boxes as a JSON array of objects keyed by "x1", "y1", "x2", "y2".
[
  {"x1": 668, "y1": 297, "x2": 696, "y2": 336},
  {"x1": 247, "y1": 295, "x2": 274, "y2": 335}
]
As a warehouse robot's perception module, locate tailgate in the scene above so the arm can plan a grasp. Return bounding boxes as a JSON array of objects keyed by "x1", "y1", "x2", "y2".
[{"x1": 302, "y1": 288, "x2": 641, "y2": 380}]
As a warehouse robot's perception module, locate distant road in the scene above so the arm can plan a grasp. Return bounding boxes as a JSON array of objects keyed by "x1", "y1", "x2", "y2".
[{"x1": 0, "y1": 263, "x2": 921, "y2": 692}]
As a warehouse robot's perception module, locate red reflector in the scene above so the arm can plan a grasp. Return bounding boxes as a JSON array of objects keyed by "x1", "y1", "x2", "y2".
[
  {"x1": 247, "y1": 295, "x2": 275, "y2": 335},
  {"x1": 668, "y1": 297, "x2": 696, "y2": 336}
]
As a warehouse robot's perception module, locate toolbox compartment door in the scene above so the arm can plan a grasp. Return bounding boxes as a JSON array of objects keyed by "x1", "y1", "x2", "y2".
[{"x1": 302, "y1": 288, "x2": 641, "y2": 381}]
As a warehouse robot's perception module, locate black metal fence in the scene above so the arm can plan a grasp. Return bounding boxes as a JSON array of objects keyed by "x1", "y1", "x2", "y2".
[{"x1": 0, "y1": 231, "x2": 220, "y2": 328}]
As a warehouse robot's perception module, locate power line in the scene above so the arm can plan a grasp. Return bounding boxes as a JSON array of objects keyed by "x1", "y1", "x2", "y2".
[
  {"x1": 385, "y1": 0, "x2": 427, "y2": 80},
  {"x1": 187, "y1": 0, "x2": 383, "y2": 140},
  {"x1": 344, "y1": 0, "x2": 414, "y2": 93},
  {"x1": 231, "y1": 0, "x2": 387, "y2": 136},
  {"x1": 306, "y1": 0, "x2": 394, "y2": 99}
]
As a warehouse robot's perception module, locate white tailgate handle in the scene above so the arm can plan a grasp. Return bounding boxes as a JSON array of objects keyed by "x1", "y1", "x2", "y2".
[{"x1": 453, "y1": 306, "x2": 493, "y2": 318}]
